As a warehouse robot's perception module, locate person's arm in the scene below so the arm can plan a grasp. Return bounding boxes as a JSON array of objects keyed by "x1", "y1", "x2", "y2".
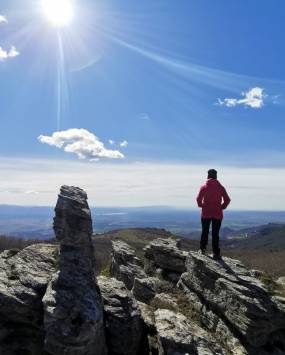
[
  {"x1": 196, "y1": 187, "x2": 204, "y2": 208},
  {"x1": 221, "y1": 187, "x2": 231, "y2": 209}
]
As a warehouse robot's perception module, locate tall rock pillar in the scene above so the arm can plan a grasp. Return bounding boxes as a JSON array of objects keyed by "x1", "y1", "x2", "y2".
[{"x1": 43, "y1": 185, "x2": 107, "y2": 355}]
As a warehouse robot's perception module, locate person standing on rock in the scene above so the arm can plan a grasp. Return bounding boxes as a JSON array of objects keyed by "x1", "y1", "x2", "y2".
[{"x1": 196, "y1": 169, "x2": 231, "y2": 260}]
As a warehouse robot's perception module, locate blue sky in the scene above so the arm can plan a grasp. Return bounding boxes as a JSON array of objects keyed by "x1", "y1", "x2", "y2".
[{"x1": 0, "y1": 1, "x2": 285, "y2": 207}]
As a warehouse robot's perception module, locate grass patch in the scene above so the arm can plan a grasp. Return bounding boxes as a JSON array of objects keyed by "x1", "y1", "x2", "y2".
[
  {"x1": 257, "y1": 272, "x2": 285, "y2": 298},
  {"x1": 100, "y1": 264, "x2": 111, "y2": 278}
]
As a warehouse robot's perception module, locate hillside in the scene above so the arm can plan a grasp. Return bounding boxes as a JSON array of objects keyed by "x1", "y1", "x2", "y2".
[{"x1": 225, "y1": 223, "x2": 285, "y2": 251}]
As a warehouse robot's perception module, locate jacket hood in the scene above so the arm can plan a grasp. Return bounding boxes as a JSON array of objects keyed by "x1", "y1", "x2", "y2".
[{"x1": 205, "y1": 178, "x2": 221, "y2": 186}]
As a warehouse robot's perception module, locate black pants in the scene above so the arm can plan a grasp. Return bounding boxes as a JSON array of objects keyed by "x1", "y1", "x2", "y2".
[{"x1": 200, "y1": 218, "x2": 222, "y2": 256}]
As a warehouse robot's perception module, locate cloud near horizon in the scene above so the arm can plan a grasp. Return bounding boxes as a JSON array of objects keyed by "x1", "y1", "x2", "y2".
[
  {"x1": 1, "y1": 157, "x2": 285, "y2": 209},
  {"x1": 217, "y1": 87, "x2": 266, "y2": 109},
  {"x1": 38, "y1": 129, "x2": 125, "y2": 161}
]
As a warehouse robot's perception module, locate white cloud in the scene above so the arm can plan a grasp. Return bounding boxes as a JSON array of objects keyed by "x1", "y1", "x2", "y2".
[
  {"x1": 108, "y1": 139, "x2": 115, "y2": 145},
  {"x1": 217, "y1": 87, "x2": 266, "y2": 109},
  {"x1": 25, "y1": 190, "x2": 39, "y2": 195},
  {"x1": 38, "y1": 128, "x2": 125, "y2": 160},
  {"x1": 120, "y1": 140, "x2": 128, "y2": 147},
  {"x1": 8, "y1": 46, "x2": 19, "y2": 57},
  {"x1": 139, "y1": 113, "x2": 151, "y2": 121},
  {"x1": 0, "y1": 16, "x2": 19, "y2": 61},
  {"x1": 0, "y1": 46, "x2": 20, "y2": 60},
  {"x1": 0, "y1": 15, "x2": 7, "y2": 24}
]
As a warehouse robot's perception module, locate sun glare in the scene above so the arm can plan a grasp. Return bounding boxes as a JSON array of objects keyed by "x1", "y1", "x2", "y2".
[{"x1": 42, "y1": 0, "x2": 74, "y2": 28}]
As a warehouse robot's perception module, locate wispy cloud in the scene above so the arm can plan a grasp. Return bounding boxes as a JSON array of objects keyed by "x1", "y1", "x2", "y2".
[
  {"x1": 271, "y1": 94, "x2": 283, "y2": 105},
  {"x1": 38, "y1": 128, "x2": 125, "y2": 160},
  {"x1": 108, "y1": 139, "x2": 115, "y2": 145},
  {"x1": 0, "y1": 188, "x2": 39, "y2": 195},
  {"x1": 25, "y1": 190, "x2": 39, "y2": 195},
  {"x1": 139, "y1": 113, "x2": 151, "y2": 121},
  {"x1": 0, "y1": 15, "x2": 7, "y2": 24},
  {"x1": 0, "y1": 46, "x2": 20, "y2": 60},
  {"x1": 120, "y1": 140, "x2": 128, "y2": 147},
  {"x1": 217, "y1": 87, "x2": 266, "y2": 109},
  {"x1": 107, "y1": 35, "x2": 285, "y2": 97}
]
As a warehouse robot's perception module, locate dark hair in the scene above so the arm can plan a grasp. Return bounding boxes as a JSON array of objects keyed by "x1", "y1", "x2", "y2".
[{"x1": 208, "y1": 169, "x2": 217, "y2": 179}]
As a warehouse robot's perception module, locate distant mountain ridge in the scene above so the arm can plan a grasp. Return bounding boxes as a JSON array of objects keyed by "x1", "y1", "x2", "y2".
[{"x1": 1, "y1": 204, "x2": 285, "y2": 239}]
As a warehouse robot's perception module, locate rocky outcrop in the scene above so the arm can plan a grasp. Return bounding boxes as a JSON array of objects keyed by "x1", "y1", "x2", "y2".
[
  {"x1": 144, "y1": 238, "x2": 187, "y2": 282},
  {"x1": 155, "y1": 309, "x2": 226, "y2": 355},
  {"x1": 43, "y1": 186, "x2": 107, "y2": 355},
  {"x1": 98, "y1": 276, "x2": 147, "y2": 355},
  {"x1": 0, "y1": 244, "x2": 57, "y2": 354},
  {"x1": 110, "y1": 237, "x2": 285, "y2": 354},
  {"x1": 111, "y1": 240, "x2": 146, "y2": 289},
  {"x1": 178, "y1": 252, "x2": 285, "y2": 354}
]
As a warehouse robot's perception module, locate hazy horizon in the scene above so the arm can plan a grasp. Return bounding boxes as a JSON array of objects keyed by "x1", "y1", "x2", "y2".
[{"x1": 1, "y1": 203, "x2": 285, "y2": 212}]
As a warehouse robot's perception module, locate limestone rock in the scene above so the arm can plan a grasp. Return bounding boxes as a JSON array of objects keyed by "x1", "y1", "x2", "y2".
[
  {"x1": 132, "y1": 276, "x2": 163, "y2": 304},
  {"x1": 111, "y1": 240, "x2": 146, "y2": 289},
  {"x1": 177, "y1": 288, "x2": 247, "y2": 355},
  {"x1": 154, "y1": 309, "x2": 226, "y2": 355},
  {"x1": 179, "y1": 252, "x2": 285, "y2": 352},
  {"x1": 137, "y1": 302, "x2": 156, "y2": 334},
  {"x1": 0, "y1": 243, "x2": 57, "y2": 354},
  {"x1": 43, "y1": 185, "x2": 107, "y2": 355},
  {"x1": 276, "y1": 276, "x2": 285, "y2": 287},
  {"x1": 98, "y1": 276, "x2": 147, "y2": 355},
  {"x1": 152, "y1": 293, "x2": 178, "y2": 312},
  {"x1": 144, "y1": 238, "x2": 187, "y2": 278},
  {"x1": 249, "y1": 269, "x2": 265, "y2": 278}
]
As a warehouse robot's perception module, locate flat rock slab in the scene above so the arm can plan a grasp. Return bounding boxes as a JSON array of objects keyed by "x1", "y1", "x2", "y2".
[
  {"x1": 144, "y1": 238, "x2": 187, "y2": 274},
  {"x1": 152, "y1": 293, "x2": 178, "y2": 312},
  {"x1": 179, "y1": 252, "x2": 285, "y2": 349},
  {"x1": 155, "y1": 309, "x2": 226, "y2": 355},
  {"x1": 132, "y1": 276, "x2": 164, "y2": 304}
]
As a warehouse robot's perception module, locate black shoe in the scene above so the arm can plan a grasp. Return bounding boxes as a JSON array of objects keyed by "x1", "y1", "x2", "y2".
[
  {"x1": 213, "y1": 254, "x2": 222, "y2": 261},
  {"x1": 198, "y1": 249, "x2": 206, "y2": 255}
]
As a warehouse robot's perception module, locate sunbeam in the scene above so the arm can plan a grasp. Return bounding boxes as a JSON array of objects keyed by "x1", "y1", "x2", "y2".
[
  {"x1": 100, "y1": 31, "x2": 285, "y2": 94},
  {"x1": 56, "y1": 33, "x2": 70, "y2": 130}
]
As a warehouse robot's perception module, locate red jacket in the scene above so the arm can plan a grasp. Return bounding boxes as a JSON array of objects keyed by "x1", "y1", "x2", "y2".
[{"x1": 196, "y1": 179, "x2": 231, "y2": 220}]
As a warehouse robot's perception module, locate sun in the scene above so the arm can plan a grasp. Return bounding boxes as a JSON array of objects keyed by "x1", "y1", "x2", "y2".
[{"x1": 42, "y1": 0, "x2": 74, "y2": 28}]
